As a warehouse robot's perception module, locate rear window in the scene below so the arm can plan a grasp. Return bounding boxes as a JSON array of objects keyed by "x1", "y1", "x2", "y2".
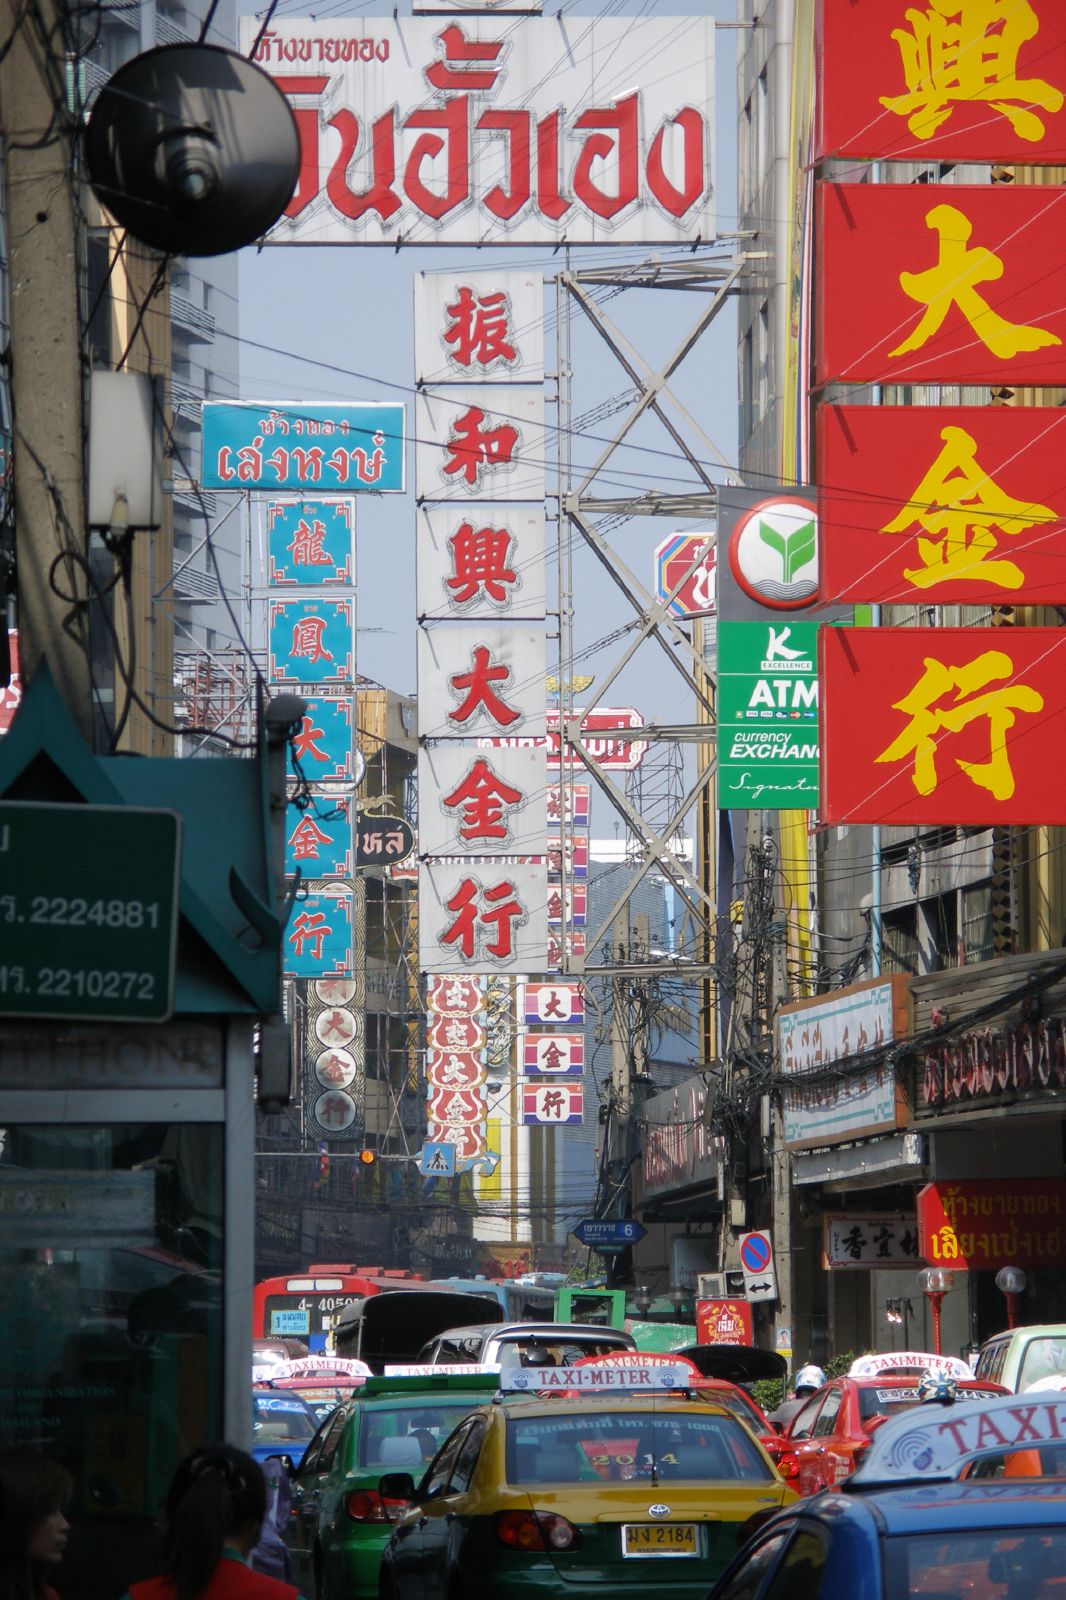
[
  {"x1": 357, "y1": 1401, "x2": 481, "y2": 1469},
  {"x1": 888, "y1": 1528, "x2": 1066, "y2": 1595},
  {"x1": 1017, "y1": 1338, "x2": 1066, "y2": 1392},
  {"x1": 858, "y1": 1386, "x2": 1002, "y2": 1423},
  {"x1": 496, "y1": 1336, "x2": 632, "y2": 1370},
  {"x1": 698, "y1": 1388, "x2": 767, "y2": 1433},
  {"x1": 505, "y1": 1411, "x2": 775, "y2": 1485},
  {"x1": 253, "y1": 1396, "x2": 316, "y2": 1443}
]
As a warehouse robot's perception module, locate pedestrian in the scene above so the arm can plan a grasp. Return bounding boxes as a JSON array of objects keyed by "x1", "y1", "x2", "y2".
[
  {"x1": 124, "y1": 1446, "x2": 301, "y2": 1600},
  {"x1": 0, "y1": 1449, "x2": 73, "y2": 1600},
  {"x1": 768, "y1": 1363, "x2": 826, "y2": 1429}
]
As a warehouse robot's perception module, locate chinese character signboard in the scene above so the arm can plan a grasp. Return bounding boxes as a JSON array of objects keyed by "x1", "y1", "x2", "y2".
[
  {"x1": 522, "y1": 1082, "x2": 583, "y2": 1125},
  {"x1": 304, "y1": 975, "x2": 365, "y2": 1141},
  {"x1": 717, "y1": 621, "x2": 820, "y2": 810},
  {"x1": 817, "y1": 405, "x2": 1066, "y2": 606},
  {"x1": 416, "y1": 273, "x2": 544, "y2": 385},
  {"x1": 286, "y1": 698, "x2": 356, "y2": 784},
  {"x1": 417, "y1": 505, "x2": 546, "y2": 619},
  {"x1": 917, "y1": 1180, "x2": 1066, "y2": 1271},
  {"x1": 522, "y1": 981, "x2": 584, "y2": 1025},
  {"x1": 547, "y1": 784, "x2": 590, "y2": 827},
  {"x1": 416, "y1": 388, "x2": 546, "y2": 501},
  {"x1": 816, "y1": 0, "x2": 1066, "y2": 165},
  {"x1": 418, "y1": 626, "x2": 546, "y2": 739},
  {"x1": 420, "y1": 861, "x2": 547, "y2": 973},
  {"x1": 777, "y1": 977, "x2": 911, "y2": 1152},
  {"x1": 286, "y1": 801, "x2": 353, "y2": 877},
  {"x1": 285, "y1": 893, "x2": 355, "y2": 979},
  {"x1": 240, "y1": 17, "x2": 715, "y2": 246},
  {"x1": 823, "y1": 1214, "x2": 919, "y2": 1270},
  {"x1": 202, "y1": 402, "x2": 405, "y2": 491},
  {"x1": 269, "y1": 600, "x2": 355, "y2": 684},
  {"x1": 820, "y1": 626, "x2": 1066, "y2": 825},
  {"x1": 267, "y1": 497, "x2": 355, "y2": 585},
  {"x1": 816, "y1": 184, "x2": 1066, "y2": 388},
  {"x1": 521, "y1": 1032, "x2": 583, "y2": 1074},
  {"x1": 419, "y1": 745, "x2": 546, "y2": 856},
  {"x1": 695, "y1": 1299, "x2": 754, "y2": 1345}
]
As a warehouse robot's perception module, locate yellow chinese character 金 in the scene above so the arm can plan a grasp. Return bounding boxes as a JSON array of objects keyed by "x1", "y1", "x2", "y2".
[
  {"x1": 880, "y1": 0, "x2": 1064, "y2": 143},
  {"x1": 876, "y1": 649, "x2": 1043, "y2": 799},
  {"x1": 881, "y1": 424, "x2": 1058, "y2": 590},
  {"x1": 890, "y1": 203, "x2": 1061, "y2": 361}
]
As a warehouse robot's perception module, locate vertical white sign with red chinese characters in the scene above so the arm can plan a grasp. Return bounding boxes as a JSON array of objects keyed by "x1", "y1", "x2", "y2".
[
  {"x1": 424, "y1": 974, "x2": 491, "y2": 1168},
  {"x1": 417, "y1": 269, "x2": 548, "y2": 979}
]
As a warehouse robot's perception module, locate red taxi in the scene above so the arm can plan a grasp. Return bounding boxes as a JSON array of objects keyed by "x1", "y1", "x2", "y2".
[{"x1": 778, "y1": 1351, "x2": 1007, "y2": 1494}]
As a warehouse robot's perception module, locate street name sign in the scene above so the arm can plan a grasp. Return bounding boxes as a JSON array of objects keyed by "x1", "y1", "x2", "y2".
[
  {"x1": 571, "y1": 1218, "x2": 647, "y2": 1250},
  {"x1": 0, "y1": 801, "x2": 181, "y2": 1021}
]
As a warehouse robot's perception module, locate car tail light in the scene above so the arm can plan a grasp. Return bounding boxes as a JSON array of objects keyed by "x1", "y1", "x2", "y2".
[
  {"x1": 775, "y1": 1452, "x2": 800, "y2": 1482},
  {"x1": 494, "y1": 1510, "x2": 581, "y2": 1552},
  {"x1": 345, "y1": 1490, "x2": 389, "y2": 1523}
]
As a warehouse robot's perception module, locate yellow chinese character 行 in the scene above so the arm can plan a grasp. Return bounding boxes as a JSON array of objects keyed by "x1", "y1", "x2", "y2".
[
  {"x1": 881, "y1": 424, "x2": 1058, "y2": 590},
  {"x1": 890, "y1": 203, "x2": 1061, "y2": 362},
  {"x1": 876, "y1": 649, "x2": 1043, "y2": 799},
  {"x1": 879, "y1": 0, "x2": 1064, "y2": 143}
]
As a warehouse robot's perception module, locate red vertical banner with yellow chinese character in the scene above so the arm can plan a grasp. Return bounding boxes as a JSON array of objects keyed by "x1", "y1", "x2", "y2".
[
  {"x1": 820, "y1": 627, "x2": 1066, "y2": 826},
  {"x1": 815, "y1": 183, "x2": 1066, "y2": 388},
  {"x1": 816, "y1": 405, "x2": 1066, "y2": 605},
  {"x1": 816, "y1": 0, "x2": 1066, "y2": 164}
]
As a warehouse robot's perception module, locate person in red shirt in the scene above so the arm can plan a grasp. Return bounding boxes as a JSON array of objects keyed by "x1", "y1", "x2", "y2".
[
  {"x1": 127, "y1": 1447, "x2": 300, "y2": 1600},
  {"x1": 0, "y1": 1449, "x2": 73, "y2": 1600}
]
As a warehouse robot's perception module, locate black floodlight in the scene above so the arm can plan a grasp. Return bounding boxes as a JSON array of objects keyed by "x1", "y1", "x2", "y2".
[{"x1": 85, "y1": 43, "x2": 300, "y2": 257}]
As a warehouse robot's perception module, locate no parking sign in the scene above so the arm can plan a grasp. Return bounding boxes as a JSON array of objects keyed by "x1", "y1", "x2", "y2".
[{"x1": 738, "y1": 1230, "x2": 778, "y2": 1303}]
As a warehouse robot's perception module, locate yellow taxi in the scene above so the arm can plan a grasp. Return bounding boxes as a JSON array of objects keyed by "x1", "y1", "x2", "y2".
[{"x1": 376, "y1": 1361, "x2": 797, "y2": 1600}]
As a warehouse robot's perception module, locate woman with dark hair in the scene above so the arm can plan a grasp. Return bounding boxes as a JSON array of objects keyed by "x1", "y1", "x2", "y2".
[
  {"x1": 126, "y1": 1447, "x2": 300, "y2": 1600},
  {"x1": 0, "y1": 1450, "x2": 73, "y2": 1600}
]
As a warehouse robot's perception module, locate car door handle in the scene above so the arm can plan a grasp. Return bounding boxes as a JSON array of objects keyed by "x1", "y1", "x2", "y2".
[{"x1": 417, "y1": 1516, "x2": 428, "y2": 1529}]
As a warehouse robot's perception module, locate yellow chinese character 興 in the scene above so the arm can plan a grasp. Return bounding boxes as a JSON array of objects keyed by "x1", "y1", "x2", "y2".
[
  {"x1": 881, "y1": 424, "x2": 1058, "y2": 589},
  {"x1": 890, "y1": 203, "x2": 1061, "y2": 361},
  {"x1": 876, "y1": 648, "x2": 1043, "y2": 799},
  {"x1": 880, "y1": 0, "x2": 1064, "y2": 143}
]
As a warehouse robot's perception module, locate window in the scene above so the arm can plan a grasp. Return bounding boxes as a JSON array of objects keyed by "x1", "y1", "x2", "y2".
[
  {"x1": 764, "y1": 1531, "x2": 827, "y2": 1600},
  {"x1": 789, "y1": 1394, "x2": 825, "y2": 1441},
  {"x1": 447, "y1": 1419, "x2": 485, "y2": 1495},
  {"x1": 714, "y1": 1530, "x2": 790, "y2": 1600},
  {"x1": 421, "y1": 1424, "x2": 468, "y2": 1500},
  {"x1": 811, "y1": 1389, "x2": 842, "y2": 1438},
  {"x1": 506, "y1": 1412, "x2": 775, "y2": 1485},
  {"x1": 888, "y1": 1529, "x2": 1066, "y2": 1596},
  {"x1": 359, "y1": 1403, "x2": 481, "y2": 1470},
  {"x1": 313, "y1": 1405, "x2": 349, "y2": 1474}
]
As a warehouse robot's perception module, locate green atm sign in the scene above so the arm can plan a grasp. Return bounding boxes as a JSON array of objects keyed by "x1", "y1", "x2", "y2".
[
  {"x1": 717, "y1": 621, "x2": 820, "y2": 809},
  {"x1": 0, "y1": 802, "x2": 180, "y2": 1020}
]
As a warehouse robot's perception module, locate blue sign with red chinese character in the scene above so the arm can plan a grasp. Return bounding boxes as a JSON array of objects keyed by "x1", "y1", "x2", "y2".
[
  {"x1": 202, "y1": 402, "x2": 405, "y2": 492},
  {"x1": 285, "y1": 800, "x2": 353, "y2": 879},
  {"x1": 286, "y1": 697, "x2": 356, "y2": 785},
  {"x1": 269, "y1": 600, "x2": 355, "y2": 685},
  {"x1": 267, "y1": 498, "x2": 355, "y2": 586},
  {"x1": 283, "y1": 892, "x2": 354, "y2": 980}
]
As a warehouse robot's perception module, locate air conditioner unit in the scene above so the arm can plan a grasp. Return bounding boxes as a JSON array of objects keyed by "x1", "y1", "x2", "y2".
[{"x1": 697, "y1": 1273, "x2": 727, "y2": 1300}]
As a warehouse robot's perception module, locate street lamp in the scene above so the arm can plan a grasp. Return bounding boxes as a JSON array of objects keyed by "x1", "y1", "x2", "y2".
[
  {"x1": 995, "y1": 1265, "x2": 1028, "y2": 1330},
  {"x1": 632, "y1": 1285, "x2": 653, "y2": 1316},
  {"x1": 667, "y1": 1283, "x2": 688, "y2": 1316},
  {"x1": 917, "y1": 1267, "x2": 955, "y2": 1355}
]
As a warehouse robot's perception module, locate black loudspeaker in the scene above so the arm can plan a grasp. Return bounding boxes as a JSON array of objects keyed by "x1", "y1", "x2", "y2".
[{"x1": 85, "y1": 43, "x2": 300, "y2": 257}]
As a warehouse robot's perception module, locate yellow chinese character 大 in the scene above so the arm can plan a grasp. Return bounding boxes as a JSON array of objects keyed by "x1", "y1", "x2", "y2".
[
  {"x1": 890, "y1": 203, "x2": 1061, "y2": 362},
  {"x1": 881, "y1": 424, "x2": 1058, "y2": 590},
  {"x1": 880, "y1": 0, "x2": 1064, "y2": 143},
  {"x1": 876, "y1": 649, "x2": 1043, "y2": 799}
]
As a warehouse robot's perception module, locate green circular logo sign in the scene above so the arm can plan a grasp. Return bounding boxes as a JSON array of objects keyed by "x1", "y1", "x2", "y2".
[{"x1": 728, "y1": 496, "x2": 818, "y2": 609}]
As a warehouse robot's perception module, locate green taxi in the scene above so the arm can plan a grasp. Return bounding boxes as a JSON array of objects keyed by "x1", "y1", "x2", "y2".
[
  {"x1": 376, "y1": 1367, "x2": 797, "y2": 1600},
  {"x1": 286, "y1": 1372, "x2": 498, "y2": 1600}
]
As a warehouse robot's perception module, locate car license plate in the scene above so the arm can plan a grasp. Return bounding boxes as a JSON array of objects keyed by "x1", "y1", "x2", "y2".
[{"x1": 622, "y1": 1523, "x2": 698, "y2": 1558}]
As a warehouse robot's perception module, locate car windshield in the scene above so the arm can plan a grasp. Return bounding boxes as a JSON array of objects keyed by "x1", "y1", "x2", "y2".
[
  {"x1": 1018, "y1": 1337, "x2": 1066, "y2": 1391},
  {"x1": 888, "y1": 1528, "x2": 1066, "y2": 1595},
  {"x1": 358, "y1": 1402, "x2": 478, "y2": 1469},
  {"x1": 505, "y1": 1411, "x2": 775, "y2": 1484},
  {"x1": 253, "y1": 1396, "x2": 316, "y2": 1443}
]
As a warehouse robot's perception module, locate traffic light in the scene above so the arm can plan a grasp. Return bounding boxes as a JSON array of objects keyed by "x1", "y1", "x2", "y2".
[{"x1": 358, "y1": 1149, "x2": 376, "y2": 1166}]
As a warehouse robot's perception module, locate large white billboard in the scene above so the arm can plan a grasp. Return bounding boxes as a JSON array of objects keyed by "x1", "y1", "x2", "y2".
[{"x1": 240, "y1": 17, "x2": 715, "y2": 245}]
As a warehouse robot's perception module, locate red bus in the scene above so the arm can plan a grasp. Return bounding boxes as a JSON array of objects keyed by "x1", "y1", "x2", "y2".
[{"x1": 253, "y1": 1264, "x2": 429, "y2": 1350}]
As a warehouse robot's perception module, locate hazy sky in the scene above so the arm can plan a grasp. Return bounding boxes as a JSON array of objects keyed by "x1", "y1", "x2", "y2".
[{"x1": 237, "y1": 0, "x2": 742, "y2": 714}]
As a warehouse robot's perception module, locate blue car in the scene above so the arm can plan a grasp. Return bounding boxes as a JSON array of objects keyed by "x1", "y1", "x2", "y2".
[
  {"x1": 705, "y1": 1391, "x2": 1066, "y2": 1600},
  {"x1": 252, "y1": 1387, "x2": 318, "y2": 1468}
]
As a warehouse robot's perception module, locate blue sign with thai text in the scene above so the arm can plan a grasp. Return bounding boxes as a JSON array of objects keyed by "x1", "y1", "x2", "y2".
[
  {"x1": 283, "y1": 891, "x2": 354, "y2": 980},
  {"x1": 269, "y1": 600, "x2": 355, "y2": 684},
  {"x1": 202, "y1": 402, "x2": 405, "y2": 492},
  {"x1": 267, "y1": 498, "x2": 355, "y2": 585}
]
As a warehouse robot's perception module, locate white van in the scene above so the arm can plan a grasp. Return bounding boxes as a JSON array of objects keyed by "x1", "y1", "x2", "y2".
[{"x1": 973, "y1": 1324, "x2": 1066, "y2": 1392}]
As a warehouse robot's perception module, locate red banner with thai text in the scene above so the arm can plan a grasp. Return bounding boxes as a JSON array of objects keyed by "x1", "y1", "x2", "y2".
[
  {"x1": 695, "y1": 1299, "x2": 754, "y2": 1345},
  {"x1": 816, "y1": 184, "x2": 1066, "y2": 388},
  {"x1": 819, "y1": 627, "x2": 1066, "y2": 826},
  {"x1": 816, "y1": 405, "x2": 1066, "y2": 606},
  {"x1": 816, "y1": 0, "x2": 1066, "y2": 165},
  {"x1": 918, "y1": 1180, "x2": 1066, "y2": 1271}
]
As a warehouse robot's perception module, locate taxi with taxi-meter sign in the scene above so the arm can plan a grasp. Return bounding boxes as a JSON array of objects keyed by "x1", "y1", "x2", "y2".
[
  {"x1": 571, "y1": 1350, "x2": 782, "y2": 1459},
  {"x1": 704, "y1": 1392, "x2": 1066, "y2": 1600},
  {"x1": 376, "y1": 1361, "x2": 796, "y2": 1600},
  {"x1": 777, "y1": 1350, "x2": 1006, "y2": 1495}
]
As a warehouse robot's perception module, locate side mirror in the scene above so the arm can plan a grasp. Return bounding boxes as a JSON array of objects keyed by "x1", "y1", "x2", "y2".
[
  {"x1": 378, "y1": 1471, "x2": 417, "y2": 1505},
  {"x1": 265, "y1": 1453, "x2": 295, "y2": 1474}
]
